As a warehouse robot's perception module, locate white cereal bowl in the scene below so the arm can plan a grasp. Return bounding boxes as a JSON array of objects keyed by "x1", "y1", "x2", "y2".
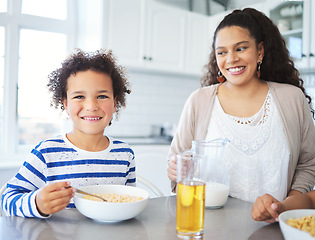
[
  {"x1": 279, "y1": 209, "x2": 315, "y2": 240},
  {"x1": 73, "y1": 185, "x2": 149, "y2": 222}
]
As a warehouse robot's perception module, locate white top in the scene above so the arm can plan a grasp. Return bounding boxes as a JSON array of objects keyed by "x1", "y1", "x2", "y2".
[{"x1": 206, "y1": 91, "x2": 290, "y2": 202}]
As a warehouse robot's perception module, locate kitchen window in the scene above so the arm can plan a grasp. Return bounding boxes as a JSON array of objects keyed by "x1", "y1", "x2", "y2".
[
  {"x1": 18, "y1": 29, "x2": 67, "y2": 146},
  {"x1": 0, "y1": 0, "x2": 7, "y2": 12},
  {"x1": 21, "y1": 0, "x2": 67, "y2": 20},
  {"x1": 0, "y1": 0, "x2": 75, "y2": 161},
  {"x1": 0, "y1": 26, "x2": 4, "y2": 148}
]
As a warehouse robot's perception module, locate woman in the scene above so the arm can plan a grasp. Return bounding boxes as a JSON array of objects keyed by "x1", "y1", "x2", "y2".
[{"x1": 167, "y1": 8, "x2": 315, "y2": 222}]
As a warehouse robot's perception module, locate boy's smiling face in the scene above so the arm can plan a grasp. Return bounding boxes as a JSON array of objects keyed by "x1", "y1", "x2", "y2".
[{"x1": 63, "y1": 70, "x2": 116, "y2": 137}]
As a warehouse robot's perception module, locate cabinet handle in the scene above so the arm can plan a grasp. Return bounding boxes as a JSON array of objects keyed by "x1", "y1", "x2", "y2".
[
  {"x1": 143, "y1": 56, "x2": 147, "y2": 60},
  {"x1": 148, "y1": 57, "x2": 152, "y2": 61},
  {"x1": 301, "y1": 54, "x2": 306, "y2": 58},
  {"x1": 310, "y1": 53, "x2": 314, "y2": 57}
]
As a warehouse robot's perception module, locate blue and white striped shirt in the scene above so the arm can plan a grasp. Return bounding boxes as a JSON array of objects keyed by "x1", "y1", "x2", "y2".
[{"x1": 1, "y1": 135, "x2": 135, "y2": 218}]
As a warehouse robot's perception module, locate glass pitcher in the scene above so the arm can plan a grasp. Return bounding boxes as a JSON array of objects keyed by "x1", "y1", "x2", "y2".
[{"x1": 192, "y1": 138, "x2": 230, "y2": 209}]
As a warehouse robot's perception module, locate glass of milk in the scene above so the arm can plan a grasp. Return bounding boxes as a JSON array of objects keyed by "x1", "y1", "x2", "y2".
[{"x1": 192, "y1": 139, "x2": 230, "y2": 209}]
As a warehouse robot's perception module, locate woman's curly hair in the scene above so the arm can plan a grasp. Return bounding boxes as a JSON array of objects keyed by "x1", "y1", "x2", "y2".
[
  {"x1": 47, "y1": 48, "x2": 131, "y2": 119},
  {"x1": 201, "y1": 8, "x2": 312, "y2": 106}
]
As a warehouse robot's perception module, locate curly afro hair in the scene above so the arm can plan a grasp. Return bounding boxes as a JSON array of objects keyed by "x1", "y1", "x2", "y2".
[{"x1": 47, "y1": 48, "x2": 131, "y2": 119}]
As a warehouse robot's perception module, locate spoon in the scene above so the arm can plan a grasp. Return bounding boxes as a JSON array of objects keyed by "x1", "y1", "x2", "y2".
[{"x1": 75, "y1": 188, "x2": 107, "y2": 202}]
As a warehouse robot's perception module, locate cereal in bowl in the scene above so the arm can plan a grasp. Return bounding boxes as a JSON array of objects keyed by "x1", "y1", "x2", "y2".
[
  {"x1": 286, "y1": 215, "x2": 315, "y2": 237},
  {"x1": 83, "y1": 193, "x2": 143, "y2": 203}
]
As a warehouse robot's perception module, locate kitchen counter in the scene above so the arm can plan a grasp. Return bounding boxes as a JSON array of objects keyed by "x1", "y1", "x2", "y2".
[
  {"x1": 115, "y1": 136, "x2": 172, "y2": 145},
  {"x1": 0, "y1": 196, "x2": 284, "y2": 240}
]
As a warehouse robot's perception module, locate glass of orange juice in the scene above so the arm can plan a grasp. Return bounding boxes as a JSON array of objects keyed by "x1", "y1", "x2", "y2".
[{"x1": 176, "y1": 150, "x2": 206, "y2": 239}]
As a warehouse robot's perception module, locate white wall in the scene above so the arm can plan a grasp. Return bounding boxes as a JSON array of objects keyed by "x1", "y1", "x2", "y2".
[{"x1": 106, "y1": 70, "x2": 201, "y2": 137}]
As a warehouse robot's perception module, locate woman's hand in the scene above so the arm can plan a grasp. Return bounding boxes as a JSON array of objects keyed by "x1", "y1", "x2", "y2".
[
  {"x1": 35, "y1": 181, "x2": 75, "y2": 216},
  {"x1": 251, "y1": 193, "x2": 283, "y2": 223},
  {"x1": 167, "y1": 155, "x2": 177, "y2": 182}
]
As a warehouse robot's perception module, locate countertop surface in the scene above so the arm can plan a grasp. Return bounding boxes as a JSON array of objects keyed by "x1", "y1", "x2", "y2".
[
  {"x1": 0, "y1": 196, "x2": 284, "y2": 240},
  {"x1": 114, "y1": 136, "x2": 172, "y2": 145}
]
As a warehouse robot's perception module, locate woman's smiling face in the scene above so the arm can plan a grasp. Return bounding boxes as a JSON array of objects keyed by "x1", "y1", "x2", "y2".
[{"x1": 215, "y1": 26, "x2": 264, "y2": 86}]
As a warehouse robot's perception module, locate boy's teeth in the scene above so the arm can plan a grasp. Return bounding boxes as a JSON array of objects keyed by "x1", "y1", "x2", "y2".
[
  {"x1": 84, "y1": 117, "x2": 100, "y2": 120},
  {"x1": 229, "y1": 67, "x2": 244, "y2": 72}
]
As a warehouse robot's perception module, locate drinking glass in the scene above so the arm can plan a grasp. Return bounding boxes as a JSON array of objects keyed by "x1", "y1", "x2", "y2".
[{"x1": 176, "y1": 150, "x2": 206, "y2": 239}]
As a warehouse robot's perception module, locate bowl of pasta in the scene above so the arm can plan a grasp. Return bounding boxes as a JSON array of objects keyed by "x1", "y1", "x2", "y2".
[
  {"x1": 279, "y1": 209, "x2": 315, "y2": 240},
  {"x1": 74, "y1": 185, "x2": 149, "y2": 222}
]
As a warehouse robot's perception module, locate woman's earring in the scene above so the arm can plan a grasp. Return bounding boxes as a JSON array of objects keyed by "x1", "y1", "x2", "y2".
[
  {"x1": 257, "y1": 61, "x2": 262, "y2": 78},
  {"x1": 217, "y1": 71, "x2": 225, "y2": 83}
]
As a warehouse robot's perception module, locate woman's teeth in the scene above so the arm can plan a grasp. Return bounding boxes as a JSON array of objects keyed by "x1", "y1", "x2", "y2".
[{"x1": 228, "y1": 67, "x2": 245, "y2": 72}]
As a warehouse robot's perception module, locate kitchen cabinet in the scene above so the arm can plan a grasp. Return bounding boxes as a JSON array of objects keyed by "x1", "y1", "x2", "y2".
[
  {"x1": 299, "y1": 0, "x2": 315, "y2": 69},
  {"x1": 104, "y1": 0, "x2": 187, "y2": 74},
  {"x1": 184, "y1": 12, "x2": 211, "y2": 75},
  {"x1": 306, "y1": 0, "x2": 315, "y2": 68},
  {"x1": 269, "y1": 0, "x2": 315, "y2": 69},
  {"x1": 145, "y1": 1, "x2": 186, "y2": 71},
  {"x1": 104, "y1": 0, "x2": 144, "y2": 66}
]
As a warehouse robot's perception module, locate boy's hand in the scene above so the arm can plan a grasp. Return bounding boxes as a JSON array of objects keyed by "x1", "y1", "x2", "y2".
[
  {"x1": 35, "y1": 181, "x2": 75, "y2": 216},
  {"x1": 251, "y1": 194, "x2": 283, "y2": 223}
]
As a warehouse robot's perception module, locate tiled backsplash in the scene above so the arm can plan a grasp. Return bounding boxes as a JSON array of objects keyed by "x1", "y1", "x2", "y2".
[{"x1": 106, "y1": 70, "x2": 201, "y2": 137}]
